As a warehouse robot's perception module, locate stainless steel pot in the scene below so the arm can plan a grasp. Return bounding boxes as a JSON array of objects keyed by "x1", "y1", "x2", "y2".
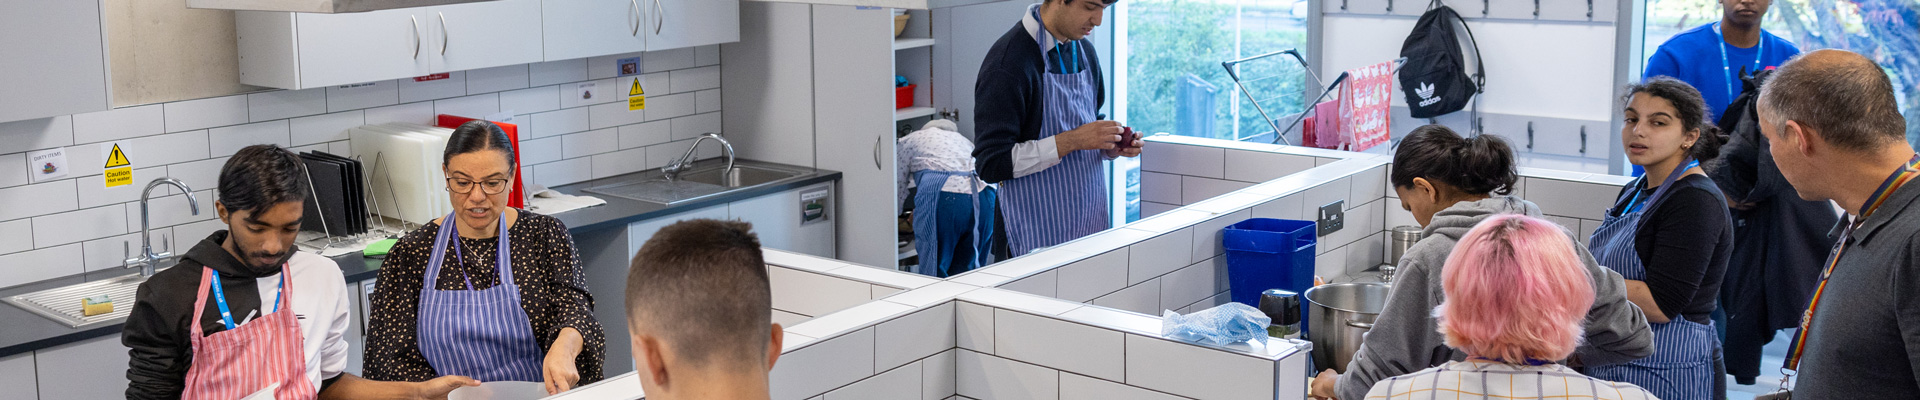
[
  {"x1": 1388, "y1": 225, "x2": 1424, "y2": 264},
  {"x1": 1304, "y1": 282, "x2": 1390, "y2": 373}
]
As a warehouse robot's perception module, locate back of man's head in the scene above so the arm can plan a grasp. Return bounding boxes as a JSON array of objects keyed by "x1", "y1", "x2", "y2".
[
  {"x1": 1759, "y1": 49, "x2": 1906, "y2": 152},
  {"x1": 625, "y1": 219, "x2": 773, "y2": 374}
]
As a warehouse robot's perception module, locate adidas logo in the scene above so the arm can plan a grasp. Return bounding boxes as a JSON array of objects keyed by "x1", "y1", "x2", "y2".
[{"x1": 1416, "y1": 82, "x2": 1441, "y2": 107}]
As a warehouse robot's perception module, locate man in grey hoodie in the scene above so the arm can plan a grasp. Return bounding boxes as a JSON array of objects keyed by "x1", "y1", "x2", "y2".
[{"x1": 1316, "y1": 128, "x2": 1655, "y2": 400}]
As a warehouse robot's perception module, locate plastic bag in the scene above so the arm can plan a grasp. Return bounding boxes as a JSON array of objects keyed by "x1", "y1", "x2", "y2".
[{"x1": 1161, "y1": 302, "x2": 1273, "y2": 346}]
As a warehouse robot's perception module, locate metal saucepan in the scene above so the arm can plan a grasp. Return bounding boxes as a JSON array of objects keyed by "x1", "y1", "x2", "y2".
[{"x1": 1303, "y1": 282, "x2": 1390, "y2": 373}]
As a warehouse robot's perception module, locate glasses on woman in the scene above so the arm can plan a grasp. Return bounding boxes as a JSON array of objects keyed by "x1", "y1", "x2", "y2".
[{"x1": 447, "y1": 178, "x2": 511, "y2": 195}]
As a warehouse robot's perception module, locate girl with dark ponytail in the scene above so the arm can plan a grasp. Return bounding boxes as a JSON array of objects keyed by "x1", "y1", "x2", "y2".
[
  {"x1": 1582, "y1": 76, "x2": 1735, "y2": 400},
  {"x1": 1313, "y1": 125, "x2": 1656, "y2": 400}
]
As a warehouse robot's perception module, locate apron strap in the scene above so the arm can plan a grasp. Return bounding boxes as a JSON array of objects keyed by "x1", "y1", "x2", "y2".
[{"x1": 428, "y1": 212, "x2": 515, "y2": 291}]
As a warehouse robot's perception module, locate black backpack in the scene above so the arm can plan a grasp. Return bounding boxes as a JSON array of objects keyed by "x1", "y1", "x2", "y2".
[{"x1": 1398, "y1": 1, "x2": 1484, "y2": 118}]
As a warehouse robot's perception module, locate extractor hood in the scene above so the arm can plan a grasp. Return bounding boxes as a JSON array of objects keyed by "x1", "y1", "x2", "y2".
[{"x1": 188, "y1": 0, "x2": 496, "y2": 13}]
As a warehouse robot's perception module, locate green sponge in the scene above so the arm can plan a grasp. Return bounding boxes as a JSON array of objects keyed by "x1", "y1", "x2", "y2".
[{"x1": 363, "y1": 238, "x2": 399, "y2": 257}]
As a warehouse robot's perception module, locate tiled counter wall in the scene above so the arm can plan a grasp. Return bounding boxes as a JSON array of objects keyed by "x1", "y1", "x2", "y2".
[
  {"x1": 979, "y1": 156, "x2": 1394, "y2": 317},
  {"x1": 765, "y1": 250, "x2": 940, "y2": 328},
  {"x1": 765, "y1": 287, "x2": 1309, "y2": 400},
  {"x1": 1138, "y1": 135, "x2": 1351, "y2": 218},
  {"x1": 1380, "y1": 167, "x2": 1635, "y2": 246},
  {"x1": 0, "y1": 46, "x2": 727, "y2": 289}
]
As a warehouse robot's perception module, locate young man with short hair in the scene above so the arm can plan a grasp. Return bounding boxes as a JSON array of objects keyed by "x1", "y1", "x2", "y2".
[
  {"x1": 1758, "y1": 49, "x2": 1920, "y2": 399},
  {"x1": 624, "y1": 219, "x2": 782, "y2": 400},
  {"x1": 125, "y1": 144, "x2": 476, "y2": 399}
]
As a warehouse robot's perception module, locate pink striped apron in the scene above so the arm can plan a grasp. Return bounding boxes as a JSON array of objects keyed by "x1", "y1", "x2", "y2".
[{"x1": 181, "y1": 266, "x2": 316, "y2": 400}]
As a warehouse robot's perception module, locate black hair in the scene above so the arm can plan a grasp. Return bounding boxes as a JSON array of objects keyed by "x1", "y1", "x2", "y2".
[
  {"x1": 442, "y1": 120, "x2": 518, "y2": 168},
  {"x1": 1627, "y1": 77, "x2": 1729, "y2": 162},
  {"x1": 218, "y1": 144, "x2": 311, "y2": 216},
  {"x1": 626, "y1": 219, "x2": 770, "y2": 368},
  {"x1": 1391, "y1": 125, "x2": 1517, "y2": 196}
]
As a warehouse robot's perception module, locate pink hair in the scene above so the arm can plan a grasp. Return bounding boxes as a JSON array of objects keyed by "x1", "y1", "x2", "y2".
[{"x1": 1434, "y1": 214, "x2": 1596, "y2": 364}]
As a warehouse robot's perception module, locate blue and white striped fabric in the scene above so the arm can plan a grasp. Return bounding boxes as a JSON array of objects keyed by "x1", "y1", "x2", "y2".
[
  {"x1": 999, "y1": 37, "x2": 1108, "y2": 255},
  {"x1": 417, "y1": 212, "x2": 545, "y2": 382},
  {"x1": 1586, "y1": 170, "x2": 1717, "y2": 400}
]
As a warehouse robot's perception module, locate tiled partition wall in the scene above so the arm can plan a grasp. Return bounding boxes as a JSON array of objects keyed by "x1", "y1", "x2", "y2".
[
  {"x1": 1378, "y1": 166, "x2": 1634, "y2": 245},
  {"x1": 765, "y1": 250, "x2": 941, "y2": 327},
  {"x1": 556, "y1": 262, "x2": 1313, "y2": 400},
  {"x1": 0, "y1": 46, "x2": 728, "y2": 289},
  {"x1": 971, "y1": 154, "x2": 1395, "y2": 317},
  {"x1": 1138, "y1": 135, "x2": 1353, "y2": 217}
]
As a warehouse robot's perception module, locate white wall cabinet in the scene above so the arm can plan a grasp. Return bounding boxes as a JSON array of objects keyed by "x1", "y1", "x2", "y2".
[
  {"x1": 433, "y1": 0, "x2": 546, "y2": 73},
  {"x1": 645, "y1": 0, "x2": 742, "y2": 50},
  {"x1": 242, "y1": 0, "x2": 737, "y2": 90},
  {"x1": 239, "y1": 0, "x2": 543, "y2": 90},
  {"x1": 543, "y1": 0, "x2": 650, "y2": 61},
  {"x1": 0, "y1": 0, "x2": 109, "y2": 123}
]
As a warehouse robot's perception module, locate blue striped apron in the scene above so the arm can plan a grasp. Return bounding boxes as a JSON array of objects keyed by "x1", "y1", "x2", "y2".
[
  {"x1": 417, "y1": 212, "x2": 545, "y2": 382},
  {"x1": 912, "y1": 169, "x2": 990, "y2": 277},
  {"x1": 1000, "y1": 36, "x2": 1108, "y2": 255},
  {"x1": 1586, "y1": 160, "x2": 1718, "y2": 400}
]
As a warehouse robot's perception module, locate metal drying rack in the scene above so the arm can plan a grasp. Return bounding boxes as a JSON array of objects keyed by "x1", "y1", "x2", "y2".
[
  {"x1": 1223, "y1": 51, "x2": 1408, "y2": 146},
  {"x1": 295, "y1": 151, "x2": 413, "y2": 254}
]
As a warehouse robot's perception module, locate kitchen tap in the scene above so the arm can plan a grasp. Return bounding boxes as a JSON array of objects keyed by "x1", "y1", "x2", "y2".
[
  {"x1": 125, "y1": 178, "x2": 200, "y2": 277},
  {"x1": 663, "y1": 133, "x2": 735, "y2": 179}
]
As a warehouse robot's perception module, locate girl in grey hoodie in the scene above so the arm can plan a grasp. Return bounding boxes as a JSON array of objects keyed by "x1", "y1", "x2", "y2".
[{"x1": 1311, "y1": 126, "x2": 1656, "y2": 400}]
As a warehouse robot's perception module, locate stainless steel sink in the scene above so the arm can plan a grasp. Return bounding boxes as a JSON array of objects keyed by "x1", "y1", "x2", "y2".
[
  {"x1": 677, "y1": 165, "x2": 801, "y2": 188},
  {"x1": 4, "y1": 273, "x2": 148, "y2": 328},
  {"x1": 582, "y1": 163, "x2": 807, "y2": 205}
]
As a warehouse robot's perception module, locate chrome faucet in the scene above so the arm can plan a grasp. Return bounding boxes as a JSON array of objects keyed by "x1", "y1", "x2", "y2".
[
  {"x1": 125, "y1": 178, "x2": 200, "y2": 277},
  {"x1": 663, "y1": 133, "x2": 735, "y2": 179}
]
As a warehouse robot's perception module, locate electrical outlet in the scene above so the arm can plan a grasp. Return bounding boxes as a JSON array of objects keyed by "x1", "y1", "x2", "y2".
[{"x1": 1318, "y1": 200, "x2": 1345, "y2": 237}]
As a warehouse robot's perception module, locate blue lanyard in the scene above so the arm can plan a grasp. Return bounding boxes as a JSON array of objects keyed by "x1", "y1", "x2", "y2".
[
  {"x1": 1714, "y1": 22, "x2": 1764, "y2": 103},
  {"x1": 210, "y1": 271, "x2": 283, "y2": 330},
  {"x1": 1054, "y1": 40, "x2": 1079, "y2": 74},
  {"x1": 1624, "y1": 160, "x2": 1701, "y2": 213}
]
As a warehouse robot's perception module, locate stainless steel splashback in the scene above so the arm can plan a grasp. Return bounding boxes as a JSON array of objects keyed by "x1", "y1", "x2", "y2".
[{"x1": 188, "y1": 0, "x2": 496, "y2": 13}]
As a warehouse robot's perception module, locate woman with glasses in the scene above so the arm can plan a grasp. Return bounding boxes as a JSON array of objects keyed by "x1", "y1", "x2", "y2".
[{"x1": 364, "y1": 120, "x2": 606, "y2": 395}]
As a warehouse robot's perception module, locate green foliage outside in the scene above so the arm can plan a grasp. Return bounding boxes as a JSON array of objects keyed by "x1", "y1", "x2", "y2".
[{"x1": 1125, "y1": 0, "x2": 1311, "y2": 141}]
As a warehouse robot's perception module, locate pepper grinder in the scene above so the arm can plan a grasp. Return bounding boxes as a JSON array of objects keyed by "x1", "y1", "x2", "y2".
[{"x1": 1259, "y1": 289, "x2": 1302, "y2": 339}]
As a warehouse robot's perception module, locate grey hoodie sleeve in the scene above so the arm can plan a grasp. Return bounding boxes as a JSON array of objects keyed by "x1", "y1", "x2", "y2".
[
  {"x1": 1570, "y1": 241, "x2": 1657, "y2": 366},
  {"x1": 1335, "y1": 256, "x2": 1454, "y2": 400}
]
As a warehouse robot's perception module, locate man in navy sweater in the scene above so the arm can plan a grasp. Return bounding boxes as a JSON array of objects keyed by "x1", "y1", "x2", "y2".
[{"x1": 973, "y1": 0, "x2": 1141, "y2": 256}]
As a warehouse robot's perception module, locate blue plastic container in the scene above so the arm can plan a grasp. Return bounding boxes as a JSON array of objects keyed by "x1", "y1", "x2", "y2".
[{"x1": 1222, "y1": 218, "x2": 1317, "y2": 309}]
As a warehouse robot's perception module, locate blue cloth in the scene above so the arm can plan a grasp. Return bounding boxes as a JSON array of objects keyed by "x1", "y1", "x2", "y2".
[
  {"x1": 1161, "y1": 302, "x2": 1272, "y2": 346},
  {"x1": 911, "y1": 169, "x2": 994, "y2": 278},
  {"x1": 1586, "y1": 161, "x2": 1721, "y2": 400},
  {"x1": 417, "y1": 212, "x2": 545, "y2": 382},
  {"x1": 1644, "y1": 23, "x2": 1801, "y2": 122},
  {"x1": 998, "y1": 34, "x2": 1109, "y2": 255}
]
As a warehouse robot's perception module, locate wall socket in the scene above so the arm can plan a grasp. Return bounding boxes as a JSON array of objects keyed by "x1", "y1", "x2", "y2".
[{"x1": 1318, "y1": 200, "x2": 1345, "y2": 237}]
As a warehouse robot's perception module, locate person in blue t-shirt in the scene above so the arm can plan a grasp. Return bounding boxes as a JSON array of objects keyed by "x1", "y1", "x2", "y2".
[{"x1": 1644, "y1": 0, "x2": 1801, "y2": 123}]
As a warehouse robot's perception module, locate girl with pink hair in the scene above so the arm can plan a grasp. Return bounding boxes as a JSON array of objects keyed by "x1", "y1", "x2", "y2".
[{"x1": 1366, "y1": 215, "x2": 1658, "y2": 400}]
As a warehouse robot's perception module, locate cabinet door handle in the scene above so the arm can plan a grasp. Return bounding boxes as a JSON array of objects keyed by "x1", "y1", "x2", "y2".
[
  {"x1": 630, "y1": 0, "x2": 641, "y2": 36},
  {"x1": 439, "y1": 12, "x2": 449, "y2": 55},
  {"x1": 410, "y1": 15, "x2": 420, "y2": 59},
  {"x1": 873, "y1": 135, "x2": 882, "y2": 170},
  {"x1": 654, "y1": 0, "x2": 665, "y2": 35}
]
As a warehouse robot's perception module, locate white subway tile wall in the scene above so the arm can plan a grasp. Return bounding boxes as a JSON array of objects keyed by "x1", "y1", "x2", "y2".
[{"x1": 0, "y1": 46, "x2": 728, "y2": 288}]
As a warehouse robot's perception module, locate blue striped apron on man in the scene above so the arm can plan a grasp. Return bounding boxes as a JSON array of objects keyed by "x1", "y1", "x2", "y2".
[
  {"x1": 1586, "y1": 159, "x2": 1719, "y2": 400},
  {"x1": 417, "y1": 212, "x2": 546, "y2": 382},
  {"x1": 999, "y1": 20, "x2": 1108, "y2": 256}
]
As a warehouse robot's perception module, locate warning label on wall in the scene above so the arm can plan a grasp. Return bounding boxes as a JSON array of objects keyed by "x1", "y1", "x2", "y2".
[
  {"x1": 627, "y1": 76, "x2": 646, "y2": 111},
  {"x1": 103, "y1": 142, "x2": 132, "y2": 188}
]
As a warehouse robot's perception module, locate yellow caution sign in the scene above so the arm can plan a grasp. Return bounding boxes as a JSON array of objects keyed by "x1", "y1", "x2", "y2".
[
  {"x1": 627, "y1": 77, "x2": 647, "y2": 111},
  {"x1": 103, "y1": 143, "x2": 132, "y2": 188},
  {"x1": 104, "y1": 144, "x2": 130, "y2": 168}
]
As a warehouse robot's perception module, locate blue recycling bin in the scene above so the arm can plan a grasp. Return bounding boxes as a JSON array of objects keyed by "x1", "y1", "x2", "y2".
[{"x1": 1222, "y1": 218, "x2": 1317, "y2": 309}]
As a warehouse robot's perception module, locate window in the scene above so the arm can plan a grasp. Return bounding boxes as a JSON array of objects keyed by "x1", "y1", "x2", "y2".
[
  {"x1": 1643, "y1": 0, "x2": 1920, "y2": 145},
  {"x1": 1113, "y1": 0, "x2": 1313, "y2": 223}
]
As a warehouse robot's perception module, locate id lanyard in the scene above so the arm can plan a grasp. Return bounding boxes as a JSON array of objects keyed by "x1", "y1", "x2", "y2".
[
  {"x1": 1714, "y1": 22, "x2": 1765, "y2": 104},
  {"x1": 210, "y1": 272, "x2": 284, "y2": 330},
  {"x1": 1783, "y1": 154, "x2": 1920, "y2": 373},
  {"x1": 1622, "y1": 160, "x2": 1700, "y2": 213}
]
